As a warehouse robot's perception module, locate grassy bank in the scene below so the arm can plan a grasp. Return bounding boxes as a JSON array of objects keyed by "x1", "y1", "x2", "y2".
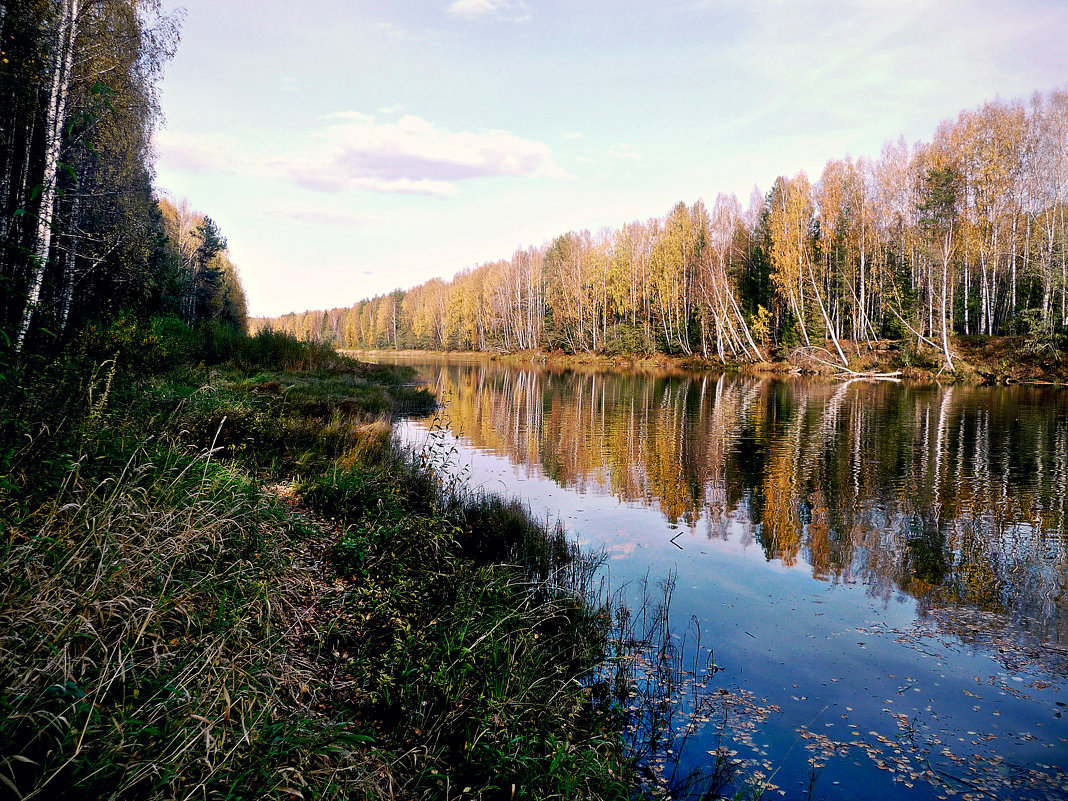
[{"x1": 0, "y1": 326, "x2": 644, "y2": 800}]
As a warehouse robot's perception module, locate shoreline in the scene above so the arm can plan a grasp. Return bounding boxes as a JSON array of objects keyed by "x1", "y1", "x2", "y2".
[{"x1": 342, "y1": 335, "x2": 1068, "y2": 385}]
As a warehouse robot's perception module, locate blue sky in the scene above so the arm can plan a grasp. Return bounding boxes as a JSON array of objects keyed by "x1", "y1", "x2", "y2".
[{"x1": 153, "y1": 0, "x2": 1068, "y2": 316}]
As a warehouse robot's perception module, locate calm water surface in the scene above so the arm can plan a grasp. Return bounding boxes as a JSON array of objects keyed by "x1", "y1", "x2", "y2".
[{"x1": 381, "y1": 357, "x2": 1067, "y2": 799}]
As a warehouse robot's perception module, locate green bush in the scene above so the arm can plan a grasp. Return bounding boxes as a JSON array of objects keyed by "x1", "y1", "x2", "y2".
[{"x1": 602, "y1": 323, "x2": 655, "y2": 356}]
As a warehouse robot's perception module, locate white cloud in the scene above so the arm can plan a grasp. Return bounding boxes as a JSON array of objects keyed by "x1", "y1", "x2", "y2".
[
  {"x1": 323, "y1": 110, "x2": 376, "y2": 122},
  {"x1": 154, "y1": 130, "x2": 247, "y2": 174},
  {"x1": 156, "y1": 113, "x2": 569, "y2": 198},
  {"x1": 275, "y1": 114, "x2": 569, "y2": 196},
  {"x1": 715, "y1": 0, "x2": 1058, "y2": 121},
  {"x1": 284, "y1": 172, "x2": 459, "y2": 197},
  {"x1": 446, "y1": 0, "x2": 530, "y2": 21}
]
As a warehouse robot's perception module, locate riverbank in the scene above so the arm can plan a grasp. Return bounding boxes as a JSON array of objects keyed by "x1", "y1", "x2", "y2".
[
  {"x1": 0, "y1": 329, "x2": 645, "y2": 800},
  {"x1": 345, "y1": 334, "x2": 1068, "y2": 384}
]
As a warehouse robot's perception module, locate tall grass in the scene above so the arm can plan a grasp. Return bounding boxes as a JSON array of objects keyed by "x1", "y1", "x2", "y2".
[
  {"x1": 296, "y1": 441, "x2": 633, "y2": 798},
  {"x1": 1, "y1": 443, "x2": 309, "y2": 798},
  {"x1": 0, "y1": 322, "x2": 647, "y2": 799}
]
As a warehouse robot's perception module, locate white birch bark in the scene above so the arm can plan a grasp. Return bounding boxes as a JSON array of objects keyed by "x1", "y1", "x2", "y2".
[
  {"x1": 806, "y1": 260, "x2": 848, "y2": 365},
  {"x1": 939, "y1": 233, "x2": 956, "y2": 371},
  {"x1": 16, "y1": 0, "x2": 79, "y2": 353}
]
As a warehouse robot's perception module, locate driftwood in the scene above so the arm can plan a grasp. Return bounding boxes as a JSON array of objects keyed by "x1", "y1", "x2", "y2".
[{"x1": 793, "y1": 346, "x2": 903, "y2": 381}]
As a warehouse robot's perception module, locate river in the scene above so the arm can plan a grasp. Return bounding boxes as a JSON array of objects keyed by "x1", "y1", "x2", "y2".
[{"x1": 376, "y1": 356, "x2": 1067, "y2": 800}]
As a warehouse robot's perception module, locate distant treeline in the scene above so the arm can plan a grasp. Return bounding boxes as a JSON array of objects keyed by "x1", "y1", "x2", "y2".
[
  {"x1": 1, "y1": 1, "x2": 246, "y2": 359},
  {"x1": 256, "y1": 90, "x2": 1068, "y2": 369}
]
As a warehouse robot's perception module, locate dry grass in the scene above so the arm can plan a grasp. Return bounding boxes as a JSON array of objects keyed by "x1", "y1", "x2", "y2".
[
  {"x1": 0, "y1": 314, "x2": 692, "y2": 800},
  {"x1": 0, "y1": 354, "x2": 645, "y2": 800},
  {"x1": 0, "y1": 438, "x2": 387, "y2": 799}
]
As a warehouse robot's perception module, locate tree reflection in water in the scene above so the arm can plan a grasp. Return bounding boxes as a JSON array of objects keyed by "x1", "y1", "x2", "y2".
[
  {"x1": 415, "y1": 362, "x2": 1068, "y2": 645},
  {"x1": 391, "y1": 359, "x2": 1068, "y2": 798}
]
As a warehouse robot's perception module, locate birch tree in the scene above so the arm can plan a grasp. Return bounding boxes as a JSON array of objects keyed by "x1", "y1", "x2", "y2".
[
  {"x1": 919, "y1": 165, "x2": 961, "y2": 370},
  {"x1": 15, "y1": 0, "x2": 79, "y2": 353}
]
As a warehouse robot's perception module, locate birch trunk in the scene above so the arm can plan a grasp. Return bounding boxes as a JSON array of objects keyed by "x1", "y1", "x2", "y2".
[
  {"x1": 58, "y1": 192, "x2": 81, "y2": 332},
  {"x1": 806, "y1": 260, "x2": 848, "y2": 365},
  {"x1": 15, "y1": 0, "x2": 78, "y2": 353},
  {"x1": 939, "y1": 236, "x2": 955, "y2": 371}
]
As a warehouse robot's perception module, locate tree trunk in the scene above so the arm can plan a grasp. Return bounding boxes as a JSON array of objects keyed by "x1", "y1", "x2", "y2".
[
  {"x1": 58, "y1": 192, "x2": 81, "y2": 333},
  {"x1": 1010, "y1": 213, "x2": 1017, "y2": 321},
  {"x1": 963, "y1": 261, "x2": 970, "y2": 335},
  {"x1": 859, "y1": 237, "x2": 868, "y2": 345},
  {"x1": 807, "y1": 260, "x2": 848, "y2": 365},
  {"x1": 16, "y1": 0, "x2": 78, "y2": 353},
  {"x1": 939, "y1": 243, "x2": 955, "y2": 371}
]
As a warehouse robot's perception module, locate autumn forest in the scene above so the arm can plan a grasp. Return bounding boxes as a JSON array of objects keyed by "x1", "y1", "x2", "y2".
[
  {"x1": 3, "y1": 3, "x2": 1068, "y2": 799},
  {"x1": 258, "y1": 92, "x2": 1068, "y2": 372}
]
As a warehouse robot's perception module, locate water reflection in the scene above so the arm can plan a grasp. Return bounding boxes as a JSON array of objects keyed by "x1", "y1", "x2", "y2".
[
  {"x1": 383, "y1": 358, "x2": 1068, "y2": 798},
  {"x1": 416, "y1": 363, "x2": 1068, "y2": 644}
]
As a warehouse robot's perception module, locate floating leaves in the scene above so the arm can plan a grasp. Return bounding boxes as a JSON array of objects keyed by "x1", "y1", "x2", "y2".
[{"x1": 797, "y1": 703, "x2": 1068, "y2": 800}]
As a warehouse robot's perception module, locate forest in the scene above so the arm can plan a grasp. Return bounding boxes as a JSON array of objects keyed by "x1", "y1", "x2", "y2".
[
  {"x1": 257, "y1": 91, "x2": 1068, "y2": 372},
  {"x1": 3, "y1": 3, "x2": 1068, "y2": 798},
  {"x1": 0, "y1": 0, "x2": 246, "y2": 358}
]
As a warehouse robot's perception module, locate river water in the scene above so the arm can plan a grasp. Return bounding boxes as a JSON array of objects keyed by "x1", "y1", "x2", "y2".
[{"x1": 379, "y1": 356, "x2": 1067, "y2": 800}]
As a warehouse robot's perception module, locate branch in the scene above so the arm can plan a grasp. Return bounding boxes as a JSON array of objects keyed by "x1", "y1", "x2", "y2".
[
  {"x1": 886, "y1": 297, "x2": 941, "y2": 351},
  {"x1": 793, "y1": 347, "x2": 901, "y2": 380}
]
